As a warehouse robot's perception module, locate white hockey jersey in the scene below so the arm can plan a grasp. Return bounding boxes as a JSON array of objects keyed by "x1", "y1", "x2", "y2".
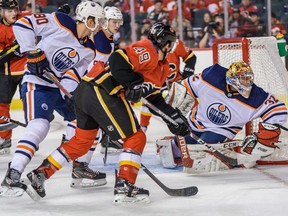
[
  {"x1": 13, "y1": 12, "x2": 95, "y2": 94},
  {"x1": 182, "y1": 64, "x2": 288, "y2": 140}
]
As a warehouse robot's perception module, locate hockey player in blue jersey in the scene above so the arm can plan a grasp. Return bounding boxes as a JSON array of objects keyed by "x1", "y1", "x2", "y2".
[
  {"x1": 157, "y1": 61, "x2": 288, "y2": 171},
  {"x1": 0, "y1": 0, "x2": 106, "y2": 197}
]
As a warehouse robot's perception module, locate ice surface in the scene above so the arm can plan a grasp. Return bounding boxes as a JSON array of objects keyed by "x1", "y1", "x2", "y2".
[{"x1": 0, "y1": 109, "x2": 288, "y2": 216}]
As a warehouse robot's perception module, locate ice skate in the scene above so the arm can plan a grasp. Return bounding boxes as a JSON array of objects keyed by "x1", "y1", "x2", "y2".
[
  {"x1": 70, "y1": 161, "x2": 107, "y2": 189},
  {"x1": 0, "y1": 138, "x2": 11, "y2": 155},
  {"x1": 100, "y1": 135, "x2": 122, "y2": 154},
  {"x1": 113, "y1": 171, "x2": 150, "y2": 205},
  {"x1": 0, "y1": 163, "x2": 26, "y2": 197},
  {"x1": 25, "y1": 168, "x2": 47, "y2": 201}
]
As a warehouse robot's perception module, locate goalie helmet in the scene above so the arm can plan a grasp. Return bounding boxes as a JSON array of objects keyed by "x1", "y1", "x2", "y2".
[
  {"x1": 148, "y1": 22, "x2": 176, "y2": 51},
  {"x1": 226, "y1": 61, "x2": 254, "y2": 99},
  {"x1": 75, "y1": 0, "x2": 105, "y2": 31}
]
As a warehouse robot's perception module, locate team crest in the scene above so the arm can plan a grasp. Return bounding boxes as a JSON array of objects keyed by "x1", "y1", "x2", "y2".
[
  {"x1": 206, "y1": 103, "x2": 231, "y2": 125},
  {"x1": 41, "y1": 103, "x2": 48, "y2": 111},
  {"x1": 52, "y1": 47, "x2": 80, "y2": 72},
  {"x1": 107, "y1": 125, "x2": 114, "y2": 132}
]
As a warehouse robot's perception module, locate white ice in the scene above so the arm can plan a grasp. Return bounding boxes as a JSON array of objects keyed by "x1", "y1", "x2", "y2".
[{"x1": 1, "y1": 108, "x2": 288, "y2": 216}]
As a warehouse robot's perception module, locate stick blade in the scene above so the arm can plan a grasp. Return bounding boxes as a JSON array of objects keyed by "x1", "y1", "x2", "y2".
[
  {"x1": 166, "y1": 186, "x2": 198, "y2": 197},
  {"x1": 0, "y1": 122, "x2": 18, "y2": 131}
]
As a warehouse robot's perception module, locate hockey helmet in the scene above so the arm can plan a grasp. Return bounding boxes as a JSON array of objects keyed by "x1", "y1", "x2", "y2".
[
  {"x1": 148, "y1": 22, "x2": 176, "y2": 51},
  {"x1": 226, "y1": 61, "x2": 254, "y2": 98},
  {"x1": 0, "y1": 0, "x2": 18, "y2": 9},
  {"x1": 104, "y1": 6, "x2": 123, "y2": 24},
  {"x1": 102, "y1": 6, "x2": 123, "y2": 31},
  {"x1": 75, "y1": 0, "x2": 105, "y2": 31}
]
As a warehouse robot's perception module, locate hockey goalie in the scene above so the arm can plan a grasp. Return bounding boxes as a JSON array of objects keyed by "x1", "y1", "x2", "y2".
[{"x1": 157, "y1": 61, "x2": 288, "y2": 173}]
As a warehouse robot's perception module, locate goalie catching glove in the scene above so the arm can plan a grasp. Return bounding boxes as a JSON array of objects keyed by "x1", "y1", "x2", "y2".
[
  {"x1": 27, "y1": 49, "x2": 50, "y2": 76},
  {"x1": 241, "y1": 122, "x2": 280, "y2": 157},
  {"x1": 164, "y1": 109, "x2": 191, "y2": 137}
]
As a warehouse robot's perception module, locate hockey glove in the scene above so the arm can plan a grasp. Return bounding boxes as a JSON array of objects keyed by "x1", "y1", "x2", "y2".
[
  {"x1": 58, "y1": 4, "x2": 70, "y2": 14},
  {"x1": 165, "y1": 109, "x2": 191, "y2": 137},
  {"x1": 27, "y1": 49, "x2": 50, "y2": 76},
  {"x1": 11, "y1": 41, "x2": 22, "y2": 58},
  {"x1": 181, "y1": 66, "x2": 194, "y2": 79},
  {"x1": 124, "y1": 79, "x2": 143, "y2": 103}
]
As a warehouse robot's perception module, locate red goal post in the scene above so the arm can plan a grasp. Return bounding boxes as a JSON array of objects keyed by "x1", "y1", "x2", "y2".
[{"x1": 212, "y1": 37, "x2": 288, "y2": 165}]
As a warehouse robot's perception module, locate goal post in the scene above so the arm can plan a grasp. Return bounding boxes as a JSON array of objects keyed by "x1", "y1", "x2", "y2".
[{"x1": 212, "y1": 36, "x2": 288, "y2": 165}]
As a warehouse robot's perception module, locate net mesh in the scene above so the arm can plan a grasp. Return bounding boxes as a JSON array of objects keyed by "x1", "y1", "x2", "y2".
[{"x1": 213, "y1": 37, "x2": 288, "y2": 164}]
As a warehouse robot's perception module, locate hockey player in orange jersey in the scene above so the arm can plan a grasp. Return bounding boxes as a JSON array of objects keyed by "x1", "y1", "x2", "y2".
[
  {"x1": 140, "y1": 38, "x2": 197, "y2": 133},
  {"x1": 24, "y1": 22, "x2": 191, "y2": 204},
  {"x1": 0, "y1": 0, "x2": 31, "y2": 154}
]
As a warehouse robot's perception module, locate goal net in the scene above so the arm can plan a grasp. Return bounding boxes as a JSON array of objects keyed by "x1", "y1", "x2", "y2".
[{"x1": 212, "y1": 37, "x2": 288, "y2": 165}]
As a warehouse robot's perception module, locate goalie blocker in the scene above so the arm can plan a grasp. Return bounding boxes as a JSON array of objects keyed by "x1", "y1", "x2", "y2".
[{"x1": 156, "y1": 122, "x2": 281, "y2": 173}]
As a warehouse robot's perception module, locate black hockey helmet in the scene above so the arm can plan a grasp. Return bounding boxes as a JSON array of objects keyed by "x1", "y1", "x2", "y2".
[
  {"x1": 148, "y1": 22, "x2": 176, "y2": 50},
  {"x1": 0, "y1": 0, "x2": 18, "y2": 9}
]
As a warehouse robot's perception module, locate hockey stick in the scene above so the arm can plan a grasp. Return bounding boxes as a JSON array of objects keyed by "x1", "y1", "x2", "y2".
[
  {"x1": 141, "y1": 163, "x2": 198, "y2": 196},
  {"x1": 274, "y1": 124, "x2": 288, "y2": 132},
  {"x1": 0, "y1": 43, "x2": 19, "y2": 62},
  {"x1": 43, "y1": 69, "x2": 72, "y2": 99},
  {"x1": 140, "y1": 98, "x2": 259, "y2": 168},
  {"x1": 0, "y1": 115, "x2": 26, "y2": 131}
]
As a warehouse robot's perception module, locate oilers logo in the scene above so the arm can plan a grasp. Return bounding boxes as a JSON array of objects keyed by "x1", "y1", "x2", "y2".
[
  {"x1": 206, "y1": 103, "x2": 231, "y2": 125},
  {"x1": 52, "y1": 48, "x2": 80, "y2": 72}
]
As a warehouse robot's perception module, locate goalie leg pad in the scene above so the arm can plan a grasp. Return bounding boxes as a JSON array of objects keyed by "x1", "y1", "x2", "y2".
[
  {"x1": 184, "y1": 147, "x2": 240, "y2": 173},
  {"x1": 156, "y1": 138, "x2": 179, "y2": 168}
]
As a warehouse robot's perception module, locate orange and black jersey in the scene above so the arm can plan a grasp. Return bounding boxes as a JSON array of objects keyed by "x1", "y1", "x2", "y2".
[
  {"x1": 85, "y1": 38, "x2": 177, "y2": 117},
  {"x1": 84, "y1": 39, "x2": 171, "y2": 96},
  {"x1": 0, "y1": 11, "x2": 31, "y2": 76},
  {"x1": 166, "y1": 39, "x2": 196, "y2": 83}
]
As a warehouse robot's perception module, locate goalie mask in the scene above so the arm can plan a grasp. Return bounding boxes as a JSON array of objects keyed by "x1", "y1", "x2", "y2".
[{"x1": 226, "y1": 61, "x2": 254, "y2": 99}]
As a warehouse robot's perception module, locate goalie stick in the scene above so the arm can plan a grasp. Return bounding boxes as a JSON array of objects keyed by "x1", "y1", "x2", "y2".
[
  {"x1": 140, "y1": 98, "x2": 260, "y2": 168},
  {"x1": 0, "y1": 115, "x2": 26, "y2": 131},
  {"x1": 275, "y1": 124, "x2": 288, "y2": 132}
]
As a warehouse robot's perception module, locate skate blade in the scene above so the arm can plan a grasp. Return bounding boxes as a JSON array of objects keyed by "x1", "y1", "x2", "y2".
[
  {"x1": 100, "y1": 148, "x2": 122, "y2": 154},
  {"x1": 0, "y1": 186, "x2": 25, "y2": 197},
  {"x1": 0, "y1": 148, "x2": 10, "y2": 155},
  {"x1": 20, "y1": 178, "x2": 41, "y2": 201},
  {"x1": 113, "y1": 194, "x2": 150, "y2": 205},
  {"x1": 70, "y1": 178, "x2": 107, "y2": 189}
]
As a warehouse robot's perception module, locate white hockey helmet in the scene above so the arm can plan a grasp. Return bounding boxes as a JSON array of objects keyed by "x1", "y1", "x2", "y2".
[
  {"x1": 103, "y1": 6, "x2": 123, "y2": 30},
  {"x1": 75, "y1": 0, "x2": 105, "y2": 31},
  {"x1": 104, "y1": 6, "x2": 123, "y2": 23},
  {"x1": 226, "y1": 61, "x2": 254, "y2": 98}
]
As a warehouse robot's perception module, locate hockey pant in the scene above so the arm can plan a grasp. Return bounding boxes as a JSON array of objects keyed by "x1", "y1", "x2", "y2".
[{"x1": 46, "y1": 81, "x2": 147, "y2": 183}]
